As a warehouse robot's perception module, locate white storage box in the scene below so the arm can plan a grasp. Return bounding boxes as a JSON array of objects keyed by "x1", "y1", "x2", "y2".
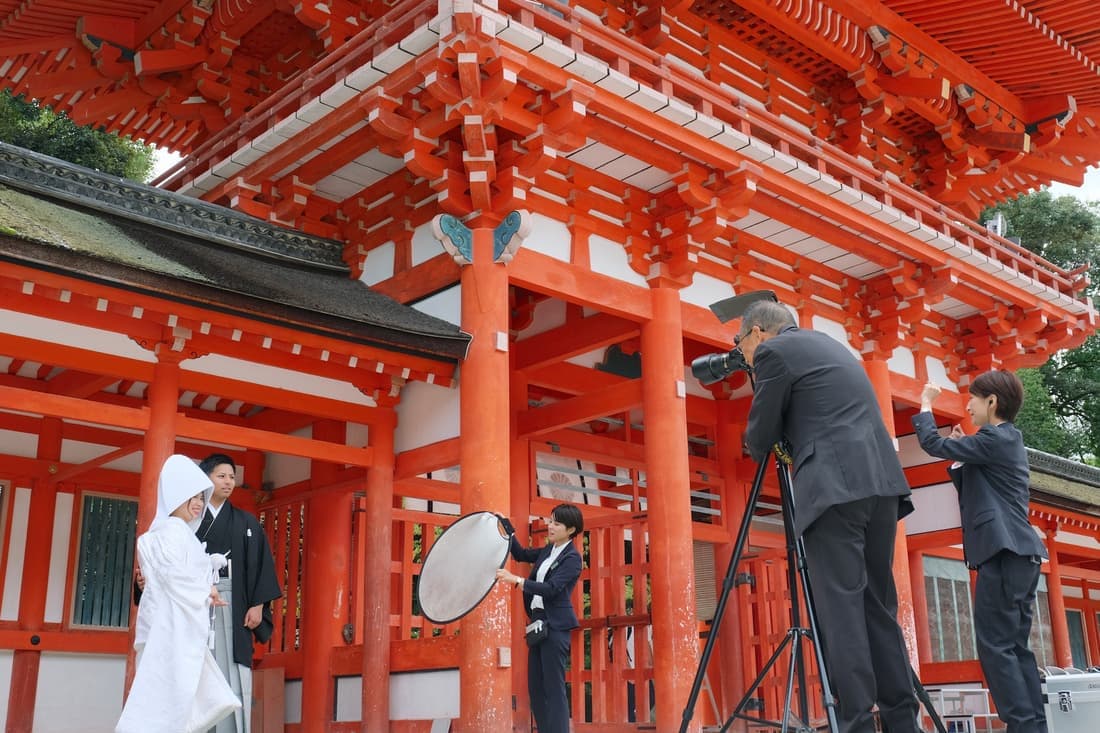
[{"x1": 1044, "y1": 672, "x2": 1100, "y2": 733}]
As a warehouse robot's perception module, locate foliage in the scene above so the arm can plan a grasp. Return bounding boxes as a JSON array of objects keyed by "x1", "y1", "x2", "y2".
[
  {"x1": 1013, "y1": 368, "x2": 1079, "y2": 457},
  {"x1": 983, "y1": 190, "x2": 1100, "y2": 459},
  {"x1": 0, "y1": 90, "x2": 155, "y2": 182}
]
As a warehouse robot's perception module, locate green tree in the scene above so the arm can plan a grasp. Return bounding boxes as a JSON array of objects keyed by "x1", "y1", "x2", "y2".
[
  {"x1": 985, "y1": 190, "x2": 1100, "y2": 459},
  {"x1": 0, "y1": 90, "x2": 155, "y2": 182},
  {"x1": 1014, "y1": 367, "x2": 1078, "y2": 457}
]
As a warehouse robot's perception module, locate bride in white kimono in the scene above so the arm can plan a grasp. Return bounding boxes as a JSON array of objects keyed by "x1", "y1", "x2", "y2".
[{"x1": 116, "y1": 454, "x2": 241, "y2": 733}]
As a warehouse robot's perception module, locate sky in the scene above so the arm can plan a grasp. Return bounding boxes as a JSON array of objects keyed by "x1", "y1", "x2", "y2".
[{"x1": 1049, "y1": 165, "x2": 1100, "y2": 204}]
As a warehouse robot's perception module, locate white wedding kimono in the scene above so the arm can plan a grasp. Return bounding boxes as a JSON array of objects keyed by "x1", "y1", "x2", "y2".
[{"x1": 117, "y1": 455, "x2": 240, "y2": 733}]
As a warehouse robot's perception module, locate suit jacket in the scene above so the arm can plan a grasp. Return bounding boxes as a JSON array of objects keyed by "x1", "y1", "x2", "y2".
[
  {"x1": 508, "y1": 536, "x2": 582, "y2": 631},
  {"x1": 197, "y1": 501, "x2": 282, "y2": 665},
  {"x1": 911, "y1": 412, "x2": 1047, "y2": 567},
  {"x1": 744, "y1": 326, "x2": 912, "y2": 536}
]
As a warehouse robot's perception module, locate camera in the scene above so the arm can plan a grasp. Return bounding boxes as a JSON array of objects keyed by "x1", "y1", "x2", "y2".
[{"x1": 691, "y1": 336, "x2": 751, "y2": 385}]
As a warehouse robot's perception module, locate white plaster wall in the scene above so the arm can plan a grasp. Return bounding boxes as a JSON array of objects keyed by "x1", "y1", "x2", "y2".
[
  {"x1": 359, "y1": 240, "x2": 396, "y2": 286},
  {"x1": 925, "y1": 356, "x2": 960, "y2": 391},
  {"x1": 333, "y1": 670, "x2": 460, "y2": 721},
  {"x1": 888, "y1": 346, "x2": 915, "y2": 378},
  {"x1": 44, "y1": 492, "x2": 74, "y2": 623},
  {"x1": 186, "y1": 355, "x2": 378, "y2": 406},
  {"x1": 0, "y1": 309, "x2": 155, "y2": 363},
  {"x1": 524, "y1": 213, "x2": 571, "y2": 262},
  {"x1": 0, "y1": 650, "x2": 12, "y2": 730},
  {"x1": 897, "y1": 431, "x2": 946, "y2": 469},
  {"x1": 905, "y1": 482, "x2": 962, "y2": 534},
  {"x1": 394, "y1": 380, "x2": 460, "y2": 452},
  {"x1": 1056, "y1": 530, "x2": 1100, "y2": 551},
  {"x1": 0, "y1": 428, "x2": 37, "y2": 459},
  {"x1": 411, "y1": 221, "x2": 442, "y2": 267},
  {"x1": 34, "y1": 653, "x2": 125, "y2": 732},
  {"x1": 565, "y1": 347, "x2": 606, "y2": 370},
  {"x1": 515, "y1": 297, "x2": 567, "y2": 339},
  {"x1": 680, "y1": 272, "x2": 735, "y2": 310},
  {"x1": 266, "y1": 425, "x2": 313, "y2": 488},
  {"x1": 347, "y1": 422, "x2": 370, "y2": 451},
  {"x1": 810, "y1": 315, "x2": 860, "y2": 358},
  {"x1": 59, "y1": 440, "x2": 142, "y2": 472},
  {"x1": 1, "y1": 487, "x2": 30, "y2": 621},
  {"x1": 284, "y1": 679, "x2": 303, "y2": 724},
  {"x1": 409, "y1": 285, "x2": 461, "y2": 327},
  {"x1": 589, "y1": 235, "x2": 648, "y2": 287}
]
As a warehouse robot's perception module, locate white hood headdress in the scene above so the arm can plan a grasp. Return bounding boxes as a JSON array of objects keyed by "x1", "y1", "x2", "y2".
[{"x1": 153, "y1": 455, "x2": 214, "y2": 530}]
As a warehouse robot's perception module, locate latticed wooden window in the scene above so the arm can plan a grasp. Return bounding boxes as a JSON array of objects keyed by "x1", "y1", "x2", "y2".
[
  {"x1": 72, "y1": 494, "x2": 136, "y2": 628},
  {"x1": 924, "y1": 555, "x2": 978, "y2": 662}
]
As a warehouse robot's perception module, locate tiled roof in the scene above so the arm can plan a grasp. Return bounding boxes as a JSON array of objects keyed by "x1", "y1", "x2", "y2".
[{"x1": 0, "y1": 143, "x2": 469, "y2": 362}]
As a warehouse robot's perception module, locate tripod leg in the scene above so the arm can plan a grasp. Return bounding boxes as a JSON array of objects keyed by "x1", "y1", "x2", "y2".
[
  {"x1": 778, "y1": 462, "x2": 841, "y2": 733},
  {"x1": 912, "y1": 667, "x2": 948, "y2": 733},
  {"x1": 679, "y1": 456, "x2": 773, "y2": 733},
  {"x1": 718, "y1": 631, "x2": 797, "y2": 733},
  {"x1": 777, "y1": 465, "x2": 812, "y2": 725}
]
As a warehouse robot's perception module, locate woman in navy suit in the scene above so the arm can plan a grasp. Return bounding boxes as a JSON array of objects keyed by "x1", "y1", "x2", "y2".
[
  {"x1": 497, "y1": 504, "x2": 584, "y2": 733},
  {"x1": 914, "y1": 371, "x2": 1048, "y2": 733}
]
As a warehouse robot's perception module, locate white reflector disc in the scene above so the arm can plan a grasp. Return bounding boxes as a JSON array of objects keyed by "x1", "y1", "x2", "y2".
[{"x1": 417, "y1": 511, "x2": 509, "y2": 624}]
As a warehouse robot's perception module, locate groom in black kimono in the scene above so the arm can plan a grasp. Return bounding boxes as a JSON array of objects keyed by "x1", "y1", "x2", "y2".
[{"x1": 197, "y1": 453, "x2": 281, "y2": 733}]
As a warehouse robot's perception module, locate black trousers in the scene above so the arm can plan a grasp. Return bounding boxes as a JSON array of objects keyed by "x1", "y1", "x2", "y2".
[
  {"x1": 529, "y1": 625, "x2": 571, "y2": 733},
  {"x1": 975, "y1": 551, "x2": 1047, "y2": 733},
  {"x1": 803, "y1": 496, "x2": 920, "y2": 733}
]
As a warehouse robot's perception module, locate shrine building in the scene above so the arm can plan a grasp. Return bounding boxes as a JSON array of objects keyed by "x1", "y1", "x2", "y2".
[{"x1": 0, "y1": 1, "x2": 1099, "y2": 732}]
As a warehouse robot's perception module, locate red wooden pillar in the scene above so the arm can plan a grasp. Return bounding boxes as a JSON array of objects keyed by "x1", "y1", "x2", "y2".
[
  {"x1": 908, "y1": 550, "x2": 934, "y2": 665},
  {"x1": 640, "y1": 284, "x2": 699, "y2": 733},
  {"x1": 125, "y1": 350, "x2": 182, "y2": 692},
  {"x1": 435, "y1": 213, "x2": 524, "y2": 733},
  {"x1": 361, "y1": 404, "x2": 397, "y2": 732},
  {"x1": 302, "y1": 420, "x2": 352, "y2": 731},
  {"x1": 1044, "y1": 522, "x2": 1073, "y2": 667},
  {"x1": 714, "y1": 398, "x2": 749, "y2": 714},
  {"x1": 5, "y1": 418, "x2": 62, "y2": 733},
  {"x1": 138, "y1": 351, "x2": 183, "y2": 533},
  {"x1": 863, "y1": 359, "x2": 919, "y2": 671},
  {"x1": 509, "y1": 370, "x2": 533, "y2": 731}
]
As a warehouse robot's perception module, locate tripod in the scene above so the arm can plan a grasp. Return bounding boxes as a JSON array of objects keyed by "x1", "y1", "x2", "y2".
[
  {"x1": 678, "y1": 447, "x2": 949, "y2": 733},
  {"x1": 678, "y1": 447, "x2": 836, "y2": 733}
]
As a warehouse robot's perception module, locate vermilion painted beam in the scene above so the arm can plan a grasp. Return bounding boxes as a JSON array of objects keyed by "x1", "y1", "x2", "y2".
[
  {"x1": 0, "y1": 332, "x2": 155, "y2": 383},
  {"x1": 394, "y1": 438, "x2": 460, "y2": 479},
  {"x1": 510, "y1": 249, "x2": 736, "y2": 349},
  {"x1": 43, "y1": 370, "x2": 118, "y2": 398},
  {"x1": 181, "y1": 369, "x2": 384, "y2": 425},
  {"x1": 367, "y1": 253, "x2": 462, "y2": 304},
  {"x1": 393, "y1": 476, "x2": 461, "y2": 504},
  {"x1": 0, "y1": 629, "x2": 129, "y2": 653},
  {"x1": 2, "y1": 264, "x2": 456, "y2": 384},
  {"x1": 514, "y1": 313, "x2": 640, "y2": 372},
  {"x1": 823, "y1": 0, "x2": 1027, "y2": 119},
  {"x1": 0, "y1": 384, "x2": 148, "y2": 430},
  {"x1": 517, "y1": 379, "x2": 644, "y2": 438},
  {"x1": 175, "y1": 414, "x2": 374, "y2": 465},
  {"x1": 526, "y1": 361, "x2": 624, "y2": 396}
]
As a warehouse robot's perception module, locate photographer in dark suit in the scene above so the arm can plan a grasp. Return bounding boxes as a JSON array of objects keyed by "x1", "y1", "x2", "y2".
[
  {"x1": 496, "y1": 504, "x2": 584, "y2": 733},
  {"x1": 914, "y1": 372, "x2": 1048, "y2": 733},
  {"x1": 739, "y1": 301, "x2": 921, "y2": 733}
]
